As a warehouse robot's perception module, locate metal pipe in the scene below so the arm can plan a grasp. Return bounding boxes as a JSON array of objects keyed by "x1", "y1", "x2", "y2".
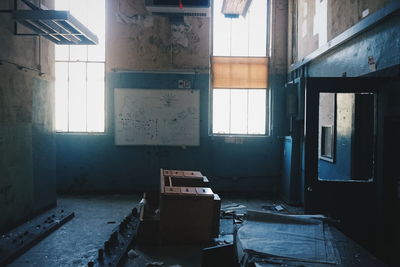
[
  {"x1": 38, "y1": 0, "x2": 42, "y2": 75},
  {"x1": 14, "y1": 0, "x2": 17, "y2": 34}
]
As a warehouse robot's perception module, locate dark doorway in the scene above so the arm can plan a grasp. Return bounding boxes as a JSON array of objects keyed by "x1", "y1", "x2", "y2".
[{"x1": 380, "y1": 116, "x2": 400, "y2": 265}]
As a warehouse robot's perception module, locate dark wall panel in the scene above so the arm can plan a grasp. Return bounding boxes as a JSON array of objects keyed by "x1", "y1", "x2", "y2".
[{"x1": 56, "y1": 72, "x2": 282, "y2": 194}]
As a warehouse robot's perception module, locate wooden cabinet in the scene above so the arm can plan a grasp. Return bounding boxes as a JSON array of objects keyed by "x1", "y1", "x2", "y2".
[
  {"x1": 138, "y1": 169, "x2": 220, "y2": 244},
  {"x1": 159, "y1": 169, "x2": 220, "y2": 244}
]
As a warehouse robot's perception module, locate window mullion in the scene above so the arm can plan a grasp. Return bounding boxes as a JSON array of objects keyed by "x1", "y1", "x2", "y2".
[
  {"x1": 67, "y1": 61, "x2": 70, "y2": 132},
  {"x1": 246, "y1": 89, "x2": 249, "y2": 134},
  {"x1": 229, "y1": 89, "x2": 232, "y2": 134},
  {"x1": 85, "y1": 62, "x2": 88, "y2": 132}
]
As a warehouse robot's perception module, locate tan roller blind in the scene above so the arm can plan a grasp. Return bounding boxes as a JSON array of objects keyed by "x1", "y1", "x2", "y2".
[{"x1": 212, "y1": 56, "x2": 269, "y2": 89}]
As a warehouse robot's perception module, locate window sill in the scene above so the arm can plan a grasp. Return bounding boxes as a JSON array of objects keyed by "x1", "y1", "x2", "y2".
[
  {"x1": 55, "y1": 131, "x2": 107, "y2": 135},
  {"x1": 211, "y1": 134, "x2": 269, "y2": 138}
]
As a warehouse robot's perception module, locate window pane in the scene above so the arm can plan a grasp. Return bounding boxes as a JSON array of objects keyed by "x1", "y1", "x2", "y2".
[
  {"x1": 68, "y1": 62, "x2": 87, "y2": 131},
  {"x1": 88, "y1": 37, "x2": 105, "y2": 61},
  {"x1": 70, "y1": 45, "x2": 87, "y2": 61},
  {"x1": 69, "y1": 0, "x2": 88, "y2": 61},
  {"x1": 248, "y1": 89, "x2": 266, "y2": 134},
  {"x1": 55, "y1": 45, "x2": 69, "y2": 61},
  {"x1": 231, "y1": 16, "x2": 249, "y2": 56},
  {"x1": 230, "y1": 89, "x2": 248, "y2": 134},
  {"x1": 55, "y1": 62, "x2": 69, "y2": 131},
  {"x1": 213, "y1": 89, "x2": 230, "y2": 134},
  {"x1": 213, "y1": 0, "x2": 231, "y2": 56},
  {"x1": 55, "y1": 0, "x2": 69, "y2": 10},
  {"x1": 213, "y1": 0, "x2": 267, "y2": 57},
  {"x1": 87, "y1": 63, "x2": 105, "y2": 132},
  {"x1": 69, "y1": 0, "x2": 88, "y2": 26},
  {"x1": 55, "y1": 0, "x2": 106, "y2": 133},
  {"x1": 88, "y1": 0, "x2": 105, "y2": 61},
  {"x1": 248, "y1": 0, "x2": 267, "y2": 56}
]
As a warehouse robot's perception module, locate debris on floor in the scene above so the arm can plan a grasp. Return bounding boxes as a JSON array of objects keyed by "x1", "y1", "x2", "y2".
[
  {"x1": 146, "y1": 261, "x2": 164, "y2": 266},
  {"x1": 235, "y1": 210, "x2": 339, "y2": 266},
  {"x1": 261, "y1": 204, "x2": 286, "y2": 212},
  {"x1": 221, "y1": 210, "x2": 236, "y2": 218},
  {"x1": 0, "y1": 209, "x2": 74, "y2": 266},
  {"x1": 86, "y1": 208, "x2": 140, "y2": 267},
  {"x1": 127, "y1": 249, "x2": 139, "y2": 259},
  {"x1": 221, "y1": 203, "x2": 247, "y2": 212}
]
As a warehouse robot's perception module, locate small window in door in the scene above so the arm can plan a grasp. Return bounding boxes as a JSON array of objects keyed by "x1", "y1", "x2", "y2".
[{"x1": 320, "y1": 125, "x2": 334, "y2": 161}]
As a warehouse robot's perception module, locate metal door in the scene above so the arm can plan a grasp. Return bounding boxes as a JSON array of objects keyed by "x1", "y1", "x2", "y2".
[{"x1": 302, "y1": 77, "x2": 395, "y2": 250}]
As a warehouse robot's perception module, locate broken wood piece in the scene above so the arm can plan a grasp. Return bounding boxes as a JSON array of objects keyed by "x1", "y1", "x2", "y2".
[
  {"x1": 0, "y1": 209, "x2": 74, "y2": 266},
  {"x1": 146, "y1": 261, "x2": 164, "y2": 266}
]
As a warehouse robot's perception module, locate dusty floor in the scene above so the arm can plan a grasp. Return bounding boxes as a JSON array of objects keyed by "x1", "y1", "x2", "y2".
[{"x1": 7, "y1": 194, "x2": 302, "y2": 267}]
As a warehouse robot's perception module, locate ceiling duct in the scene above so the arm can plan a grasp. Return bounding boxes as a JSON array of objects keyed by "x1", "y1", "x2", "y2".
[{"x1": 145, "y1": 0, "x2": 210, "y2": 17}]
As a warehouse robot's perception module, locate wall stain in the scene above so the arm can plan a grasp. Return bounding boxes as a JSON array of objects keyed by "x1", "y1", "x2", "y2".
[
  {"x1": 0, "y1": 184, "x2": 13, "y2": 204},
  {"x1": 73, "y1": 174, "x2": 88, "y2": 187}
]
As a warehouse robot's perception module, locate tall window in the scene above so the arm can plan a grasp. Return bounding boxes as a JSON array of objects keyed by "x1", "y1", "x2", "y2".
[
  {"x1": 212, "y1": 0, "x2": 269, "y2": 135},
  {"x1": 55, "y1": 0, "x2": 105, "y2": 132}
]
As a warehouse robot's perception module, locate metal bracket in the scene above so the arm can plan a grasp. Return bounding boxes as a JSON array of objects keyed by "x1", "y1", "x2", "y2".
[{"x1": 14, "y1": 0, "x2": 42, "y2": 36}]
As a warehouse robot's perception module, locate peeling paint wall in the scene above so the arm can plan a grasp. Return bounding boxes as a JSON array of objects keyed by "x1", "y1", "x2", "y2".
[
  {"x1": 56, "y1": 0, "x2": 288, "y2": 194},
  {"x1": 295, "y1": 0, "x2": 389, "y2": 62},
  {"x1": 106, "y1": 0, "x2": 209, "y2": 71},
  {"x1": 287, "y1": 1, "x2": 400, "y2": 262},
  {"x1": 0, "y1": 0, "x2": 55, "y2": 233}
]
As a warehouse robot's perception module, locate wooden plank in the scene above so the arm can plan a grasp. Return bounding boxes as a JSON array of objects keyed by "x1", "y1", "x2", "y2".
[
  {"x1": 196, "y1": 187, "x2": 214, "y2": 196},
  {"x1": 163, "y1": 186, "x2": 181, "y2": 195},
  {"x1": 88, "y1": 208, "x2": 140, "y2": 267}
]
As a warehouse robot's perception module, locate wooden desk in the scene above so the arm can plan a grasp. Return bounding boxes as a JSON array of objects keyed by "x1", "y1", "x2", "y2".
[{"x1": 159, "y1": 169, "x2": 220, "y2": 244}]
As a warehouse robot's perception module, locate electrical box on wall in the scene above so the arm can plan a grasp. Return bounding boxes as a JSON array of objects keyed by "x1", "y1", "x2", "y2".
[
  {"x1": 285, "y1": 83, "x2": 298, "y2": 117},
  {"x1": 285, "y1": 78, "x2": 304, "y2": 120},
  {"x1": 178, "y1": 79, "x2": 192, "y2": 89}
]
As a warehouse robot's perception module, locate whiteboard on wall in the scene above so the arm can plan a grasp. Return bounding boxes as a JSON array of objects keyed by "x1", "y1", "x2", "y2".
[{"x1": 114, "y1": 88, "x2": 200, "y2": 146}]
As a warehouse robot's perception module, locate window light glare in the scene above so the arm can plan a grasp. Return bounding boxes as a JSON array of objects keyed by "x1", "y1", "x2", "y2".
[
  {"x1": 55, "y1": 0, "x2": 105, "y2": 133},
  {"x1": 212, "y1": 0, "x2": 268, "y2": 135}
]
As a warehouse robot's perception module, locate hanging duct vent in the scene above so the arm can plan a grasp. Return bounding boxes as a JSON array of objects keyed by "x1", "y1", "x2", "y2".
[
  {"x1": 221, "y1": 0, "x2": 252, "y2": 18},
  {"x1": 11, "y1": 0, "x2": 98, "y2": 45},
  {"x1": 145, "y1": 0, "x2": 210, "y2": 17}
]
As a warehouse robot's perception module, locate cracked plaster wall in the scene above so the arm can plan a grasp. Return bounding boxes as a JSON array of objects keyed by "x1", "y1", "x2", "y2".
[
  {"x1": 106, "y1": 0, "x2": 209, "y2": 71},
  {"x1": 0, "y1": 0, "x2": 55, "y2": 233}
]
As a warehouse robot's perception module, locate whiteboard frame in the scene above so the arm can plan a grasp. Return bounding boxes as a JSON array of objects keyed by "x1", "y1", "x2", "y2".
[{"x1": 114, "y1": 88, "x2": 200, "y2": 146}]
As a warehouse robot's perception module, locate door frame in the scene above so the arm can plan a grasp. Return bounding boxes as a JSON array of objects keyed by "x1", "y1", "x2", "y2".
[{"x1": 303, "y1": 77, "x2": 392, "y2": 213}]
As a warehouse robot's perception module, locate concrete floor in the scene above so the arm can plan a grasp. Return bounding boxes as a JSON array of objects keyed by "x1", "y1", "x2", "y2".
[
  {"x1": 7, "y1": 194, "x2": 302, "y2": 267},
  {"x1": 9, "y1": 195, "x2": 141, "y2": 267}
]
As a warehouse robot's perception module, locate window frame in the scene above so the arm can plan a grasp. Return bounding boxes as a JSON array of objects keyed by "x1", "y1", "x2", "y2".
[
  {"x1": 54, "y1": 0, "x2": 106, "y2": 134},
  {"x1": 209, "y1": 0, "x2": 271, "y2": 137}
]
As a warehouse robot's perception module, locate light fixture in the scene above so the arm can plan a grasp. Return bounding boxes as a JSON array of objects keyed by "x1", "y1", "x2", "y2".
[
  {"x1": 11, "y1": 0, "x2": 98, "y2": 45},
  {"x1": 221, "y1": 0, "x2": 252, "y2": 18}
]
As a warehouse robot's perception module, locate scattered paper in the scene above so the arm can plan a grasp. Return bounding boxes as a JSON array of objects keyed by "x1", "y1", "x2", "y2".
[
  {"x1": 274, "y1": 205, "x2": 285, "y2": 211},
  {"x1": 146, "y1": 262, "x2": 164, "y2": 266},
  {"x1": 127, "y1": 249, "x2": 139, "y2": 258}
]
